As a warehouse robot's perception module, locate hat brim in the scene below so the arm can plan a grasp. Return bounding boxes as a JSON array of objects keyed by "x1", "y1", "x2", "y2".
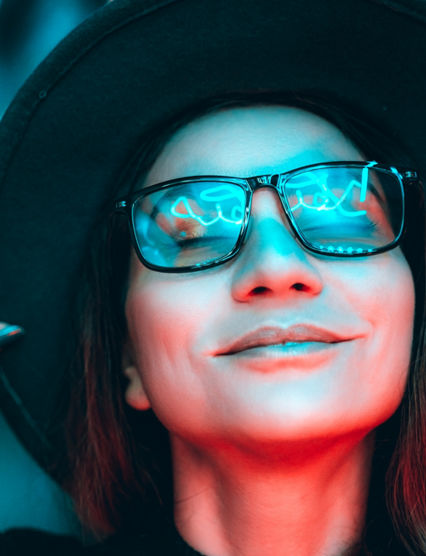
[{"x1": 0, "y1": 0, "x2": 425, "y2": 480}]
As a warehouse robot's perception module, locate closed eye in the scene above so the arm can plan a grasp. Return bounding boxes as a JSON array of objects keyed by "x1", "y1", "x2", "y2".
[{"x1": 173, "y1": 235, "x2": 231, "y2": 247}]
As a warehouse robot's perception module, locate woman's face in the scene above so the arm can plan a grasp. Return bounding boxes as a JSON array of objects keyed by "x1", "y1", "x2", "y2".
[{"x1": 123, "y1": 106, "x2": 415, "y2": 451}]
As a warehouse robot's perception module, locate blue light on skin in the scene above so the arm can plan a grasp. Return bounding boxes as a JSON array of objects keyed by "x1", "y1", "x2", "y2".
[{"x1": 123, "y1": 106, "x2": 416, "y2": 556}]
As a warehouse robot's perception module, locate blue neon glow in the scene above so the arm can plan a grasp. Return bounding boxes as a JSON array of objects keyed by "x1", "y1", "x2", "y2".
[
  {"x1": 288, "y1": 176, "x2": 367, "y2": 217},
  {"x1": 171, "y1": 197, "x2": 244, "y2": 226},
  {"x1": 288, "y1": 163, "x2": 378, "y2": 217},
  {"x1": 318, "y1": 244, "x2": 373, "y2": 254},
  {"x1": 166, "y1": 167, "x2": 380, "y2": 257},
  {"x1": 170, "y1": 185, "x2": 244, "y2": 226},
  {"x1": 170, "y1": 175, "x2": 370, "y2": 227},
  {"x1": 199, "y1": 185, "x2": 242, "y2": 202}
]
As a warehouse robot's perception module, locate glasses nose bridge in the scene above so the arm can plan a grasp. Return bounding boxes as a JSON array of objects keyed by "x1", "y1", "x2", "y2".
[
  {"x1": 251, "y1": 174, "x2": 280, "y2": 188},
  {"x1": 248, "y1": 174, "x2": 288, "y2": 216}
]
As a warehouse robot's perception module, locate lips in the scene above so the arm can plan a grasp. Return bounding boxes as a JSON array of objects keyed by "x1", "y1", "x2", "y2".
[{"x1": 215, "y1": 325, "x2": 352, "y2": 356}]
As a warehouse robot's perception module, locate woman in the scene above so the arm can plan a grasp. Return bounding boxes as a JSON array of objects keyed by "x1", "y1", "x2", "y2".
[{"x1": 0, "y1": 1, "x2": 425, "y2": 555}]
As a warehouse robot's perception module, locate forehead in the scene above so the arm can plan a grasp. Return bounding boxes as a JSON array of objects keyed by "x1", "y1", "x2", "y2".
[{"x1": 145, "y1": 105, "x2": 365, "y2": 185}]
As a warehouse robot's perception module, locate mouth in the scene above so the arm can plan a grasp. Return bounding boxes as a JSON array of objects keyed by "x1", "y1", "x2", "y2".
[{"x1": 215, "y1": 325, "x2": 353, "y2": 357}]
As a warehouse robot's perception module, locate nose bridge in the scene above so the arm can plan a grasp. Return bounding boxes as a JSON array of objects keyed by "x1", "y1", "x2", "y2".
[
  {"x1": 231, "y1": 176, "x2": 323, "y2": 301},
  {"x1": 241, "y1": 182, "x2": 307, "y2": 268}
]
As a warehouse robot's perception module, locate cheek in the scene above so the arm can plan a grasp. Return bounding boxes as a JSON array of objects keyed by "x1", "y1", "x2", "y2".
[
  {"x1": 123, "y1": 250, "x2": 416, "y2": 441},
  {"x1": 327, "y1": 250, "x2": 415, "y2": 420},
  {"x1": 125, "y1": 276, "x2": 197, "y2": 363},
  {"x1": 124, "y1": 265, "x2": 226, "y2": 426}
]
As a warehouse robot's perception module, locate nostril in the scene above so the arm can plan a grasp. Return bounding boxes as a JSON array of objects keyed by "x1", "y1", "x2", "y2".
[
  {"x1": 249, "y1": 283, "x2": 309, "y2": 295},
  {"x1": 250, "y1": 286, "x2": 270, "y2": 296},
  {"x1": 293, "y1": 282, "x2": 307, "y2": 291}
]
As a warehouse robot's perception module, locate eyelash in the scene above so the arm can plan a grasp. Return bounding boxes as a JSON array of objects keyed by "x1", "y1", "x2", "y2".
[{"x1": 173, "y1": 235, "x2": 229, "y2": 247}]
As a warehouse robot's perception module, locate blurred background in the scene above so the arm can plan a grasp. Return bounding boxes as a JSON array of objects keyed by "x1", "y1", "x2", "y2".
[
  {"x1": 0, "y1": 0, "x2": 109, "y2": 536},
  {"x1": 0, "y1": 0, "x2": 109, "y2": 117}
]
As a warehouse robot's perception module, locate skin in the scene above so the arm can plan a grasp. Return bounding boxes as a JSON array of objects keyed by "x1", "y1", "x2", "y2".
[{"x1": 123, "y1": 106, "x2": 415, "y2": 556}]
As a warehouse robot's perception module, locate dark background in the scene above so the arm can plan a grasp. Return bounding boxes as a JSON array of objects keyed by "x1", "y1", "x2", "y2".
[
  {"x1": 0, "y1": 0, "x2": 107, "y2": 116},
  {"x1": 0, "y1": 0, "x2": 108, "y2": 535}
]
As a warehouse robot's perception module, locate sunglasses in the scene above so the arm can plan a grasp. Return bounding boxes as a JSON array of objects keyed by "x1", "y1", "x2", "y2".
[{"x1": 115, "y1": 161, "x2": 419, "y2": 273}]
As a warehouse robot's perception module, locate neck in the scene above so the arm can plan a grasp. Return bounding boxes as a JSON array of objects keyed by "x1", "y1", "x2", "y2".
[{"x1": 171, "y1": 432, "x2": 375, "y2": 556}]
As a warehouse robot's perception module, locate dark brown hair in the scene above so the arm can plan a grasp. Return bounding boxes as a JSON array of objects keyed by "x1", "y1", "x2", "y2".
[{"x1": 66, "y1": 92, "x2": 425, "y2": 555}]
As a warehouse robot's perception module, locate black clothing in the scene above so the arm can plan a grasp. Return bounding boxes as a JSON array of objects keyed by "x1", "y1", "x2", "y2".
[
  {"x1": 0, "y1": 526, "x2": 413, "y2": 556},
  {"x1": 0, "y1": 525, "x2": 206, "y2": 556}
]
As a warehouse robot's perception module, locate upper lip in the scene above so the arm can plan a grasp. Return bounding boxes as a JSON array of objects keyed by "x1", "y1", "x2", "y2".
[{"x1": 215, "y1": 325, "x2": 354, "y2": 355}]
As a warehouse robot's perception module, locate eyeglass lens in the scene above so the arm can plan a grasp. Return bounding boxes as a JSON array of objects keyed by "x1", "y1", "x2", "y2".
[{"x1": 132, "y1": 166, "x2": 403, "y2": 269}]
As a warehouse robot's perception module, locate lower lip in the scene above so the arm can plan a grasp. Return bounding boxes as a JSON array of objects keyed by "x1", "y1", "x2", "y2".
[{"x1": 218, "y1": 341, "x2": 346, "y2": 371}]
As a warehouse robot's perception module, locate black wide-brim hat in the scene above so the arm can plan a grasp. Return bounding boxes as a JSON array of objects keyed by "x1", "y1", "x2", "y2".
[{"x1": 1, "y1": 0, "x2": 426, "y2": 482}]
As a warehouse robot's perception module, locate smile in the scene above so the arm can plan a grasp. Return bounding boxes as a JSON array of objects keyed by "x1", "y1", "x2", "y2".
[
  {"x1": 216, "y1": 339, "x2": 351, "y2": 373},
  {"x1": 215, "y1": 324, "x2": 353, "y2": 357},
  {"x1": 228, "y1": 340, "x2": 338, "y2": 357},
  {"x1": 213, "y1": 324, "x2": 357, "y2": 371},
  {"x1": 228, "y1": 341, "x2": 340, "y2": 357}
]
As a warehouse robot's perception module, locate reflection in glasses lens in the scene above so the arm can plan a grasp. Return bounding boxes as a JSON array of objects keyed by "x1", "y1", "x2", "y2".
[
  {"x1": 131, "y1": 165, "x2": 404, "y2": 270},
  {"x1": 133, "y1": 181, "x2": 246, "y2": 268},
  {"x1": 284, "y1": 167, "x2": 403, "y2": 255}
]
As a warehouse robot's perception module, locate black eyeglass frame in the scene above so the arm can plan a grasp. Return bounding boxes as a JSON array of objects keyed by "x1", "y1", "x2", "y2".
[{"x1": 114, "y1": 161, "x2": 419, "y2": 273}]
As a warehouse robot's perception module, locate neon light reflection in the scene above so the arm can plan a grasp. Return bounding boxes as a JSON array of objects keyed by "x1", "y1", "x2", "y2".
[{"x1": 166, "y1": 169, "x2": 382, "y2": 255}]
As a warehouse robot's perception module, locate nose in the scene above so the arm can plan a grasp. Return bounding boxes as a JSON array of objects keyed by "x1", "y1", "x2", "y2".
[{"x1": 230, "y1": 189, "x2": 324, "y2": 303}]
